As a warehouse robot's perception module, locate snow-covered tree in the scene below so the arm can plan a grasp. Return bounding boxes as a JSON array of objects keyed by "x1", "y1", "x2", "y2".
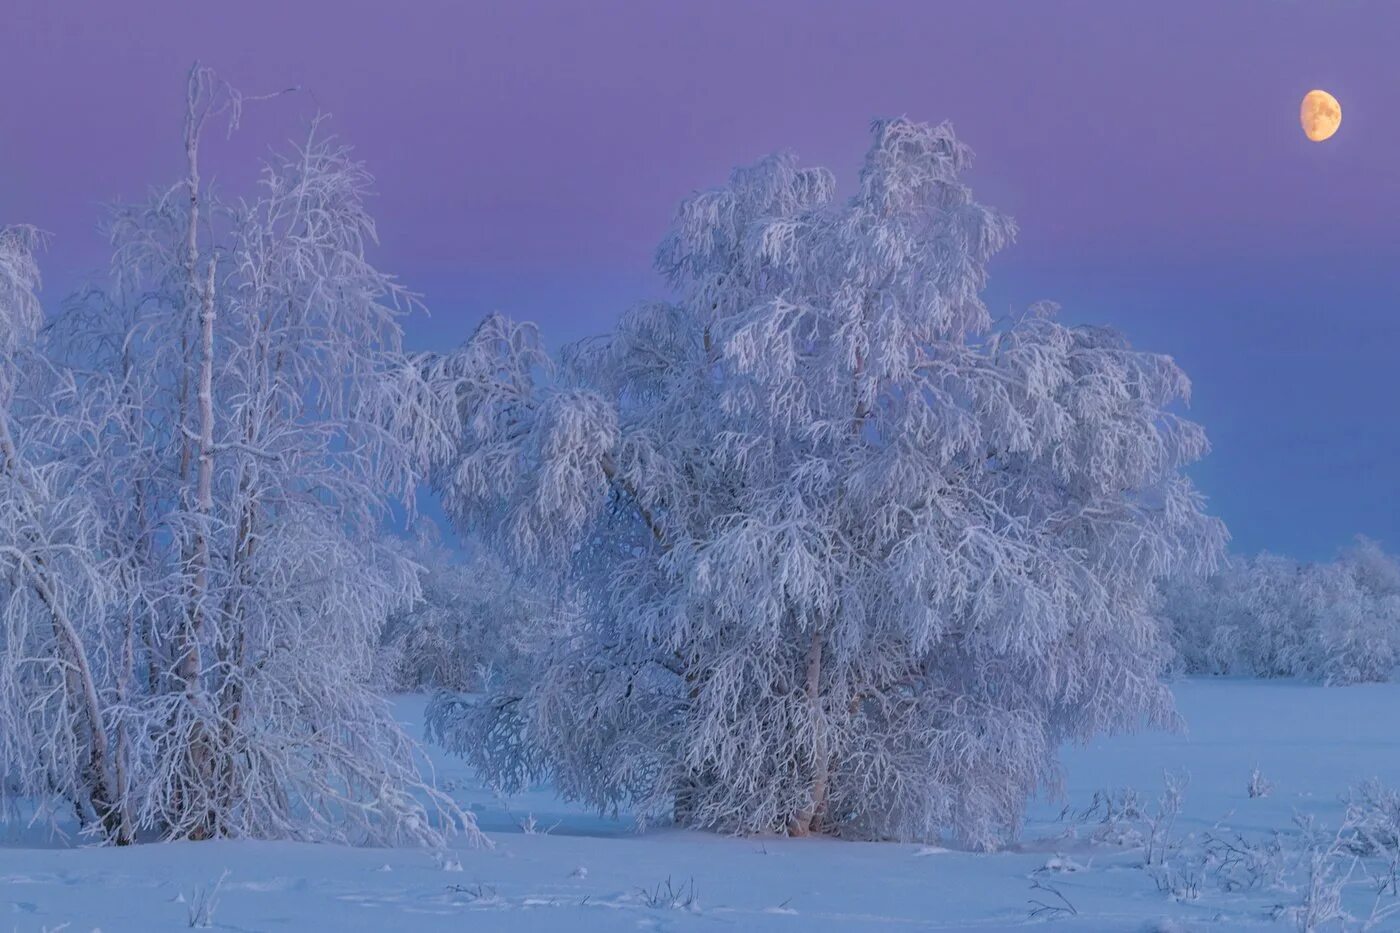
[
  {"x1": 1161, "y1": 539, "x2": 1400, "y2": 685},
  {"x1": 1320, "y1": 538, "x2": 1400, "y2": 684},
  {"x1": 1161, "y1": 554, "x2": 1312, "y2": 678},
  {"x1": 0, "y1": 227, "x2": 126, "y2": 839},
  {"x1": 2, "y1": 65, "x2": 478, "y2": 846},
  {"x1": 428, "y1": 119, "x2": 1227, "y2": 848},
  {"x1": 378, "y1": 524, "x2": 552, "y2": 693}
]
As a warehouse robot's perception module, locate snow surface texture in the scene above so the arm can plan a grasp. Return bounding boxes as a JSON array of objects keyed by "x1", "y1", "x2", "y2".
[{"x1": 3, "y1": 681, "x2": 1399, "y2": 931}]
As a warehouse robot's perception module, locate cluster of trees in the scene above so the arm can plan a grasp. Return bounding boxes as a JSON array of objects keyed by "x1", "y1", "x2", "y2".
[
  {"x1": 4, "y1": 68, "x2": 1230, "y2": 850},
  {"x1": 0, "y1": 67, "x2": 475, "y2": 846},
  {"x1": 1160, "y1": 538, "x2": 1400, "y2": 685}
]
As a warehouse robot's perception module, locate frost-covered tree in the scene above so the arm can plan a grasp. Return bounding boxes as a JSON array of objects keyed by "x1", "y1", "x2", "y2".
[
  {"x1": 1161, "y1": 554, "x2": 1312, "y2": 678},
  {"x1": 1320, "y1": 538, "x2": 1400, "y2": 684},
  {"x1": 378, "y1": 524, "x2": 552, "y2": 693},
  {"x1": 0, "y1": 227, "x2": 126, "y2": 839},
  {"x1": 429, "y1": 119, "x2": 1227, "y2": 848},
  {"x1": 1162, "y1": 539, "x2": 1400, "y2": 685},
  {"x1": 3, "y1": 65, "x2": 478, "y2": 846}
]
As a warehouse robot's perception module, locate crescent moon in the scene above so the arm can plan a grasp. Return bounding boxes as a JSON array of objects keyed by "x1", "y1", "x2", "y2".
[{"x1": 1300, "y1": 89, "x2": 1342, "y2": 142}]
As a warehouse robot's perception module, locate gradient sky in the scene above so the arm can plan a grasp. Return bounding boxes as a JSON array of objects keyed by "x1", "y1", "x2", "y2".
[{"x1": 4, "y1": 0, "x2": 1398, "y2": 559}]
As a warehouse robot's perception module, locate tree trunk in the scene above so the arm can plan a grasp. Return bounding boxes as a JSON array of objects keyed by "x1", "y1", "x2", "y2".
[
  {"x1": 177, "y1": 64, "x2": 217, "y2": 839},
  {"x1": 788, "y1": 627, "x2": 829, "y2": 836}
]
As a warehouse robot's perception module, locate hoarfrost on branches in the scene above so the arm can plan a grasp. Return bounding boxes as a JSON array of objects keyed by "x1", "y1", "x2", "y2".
[
  {"x1": 1161, "y1": 538, "x2": 1400, "y2": 685},
  {"x1": 0, "y1": 66, "x2": 478, "y2": 847},
  {"x1": 0, "y1": 225, "x2": 125, "y2": 839},
  {"x1": 429, "y1": 118, "x2": 1227, "y2": 848},
  {"x1": 378, "y1": 524, "x2": 553, "y2": 693}
]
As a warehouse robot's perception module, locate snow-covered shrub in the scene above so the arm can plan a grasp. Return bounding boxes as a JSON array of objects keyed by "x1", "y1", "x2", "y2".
[
  {"x1": 186, "y1": 870, "x2": 229, "y2": 928},
  {"x1": 428, "y1": 118, "x2": 1226, "y2": 848},
  {"x1": 1279, "y1": 816, "x2": 1352, "y2": 933},
  {"x1": 1202, "y1": 829, "x2": 1290, "y2": 894},
  {"x1": 1249, "y1": 766, "x2": 1274, "y2": 799},
  {"x1": 1059, "y1": 777, "x2": 1400, "y2": 927},
  {"x1": 1025, "y1": 879, "x2": 1079, "y2": 919},
  {"x1": 1145, "y1": 772, "x2": 1189, "y2": 869},
  {"x1": 1069, "y1": 787, "x2": 1150, "y2": 848},
  {"x1": 1161, "y1": 539, "x2": 1400, "y2": 685},
  {"x1": 1, "y1": 67, "x2": 478, "y2": 846},
  {"x1": 1066, "y1": 774, "x2": 1207, "y2": 903},
  {"x1": 1341, "y1": 780, "x2": 1400, "y2": 870},
  {"x1": 635, "y1": 876, "x2": 700, "y2": 911},
  {"x1": 378, "y1": 526, "x2": 550, "y2": 692}
]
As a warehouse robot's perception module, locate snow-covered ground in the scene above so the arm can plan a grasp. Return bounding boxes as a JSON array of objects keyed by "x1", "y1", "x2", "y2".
[{"x1": 4, "y1": 678, "x2": 1399, "y2": 931}]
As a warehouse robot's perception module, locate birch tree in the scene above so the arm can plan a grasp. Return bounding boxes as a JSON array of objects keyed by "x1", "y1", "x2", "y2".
[
  {"x1": 4, "y1": 65, "x2": 478, "y2": 846},
  {"x1": 429, "y1": 119, "x2": 1227, "y2": 848},
  {"x1": 0, "y1": 227, "x2": 125, "y2": 840}
]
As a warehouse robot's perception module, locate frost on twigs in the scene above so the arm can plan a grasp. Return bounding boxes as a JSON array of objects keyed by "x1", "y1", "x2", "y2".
[
  {"x1": 1062, "y1": 775, "x2": 1400, "y2": 929},
  {"x1": 377, "y1": 524, "x2": 551, "y2": 693},
  {"x1": 429, "y1": 118, "x2": 1226, "y2": 849},
  {"x1": 0, "y1": 66, "x2": 480, "y2": 847},
  {"x1": 1160, "y1": 538, "x2": 1400, "y2": 686},
  {"x1": 186, "y1": 870, "x2": 229, "y2": 928}
]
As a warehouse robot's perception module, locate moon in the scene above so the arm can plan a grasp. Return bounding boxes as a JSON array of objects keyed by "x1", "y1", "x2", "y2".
[{"x1": 1300, "y1": 89, "x2": 1342, "y2": 142}]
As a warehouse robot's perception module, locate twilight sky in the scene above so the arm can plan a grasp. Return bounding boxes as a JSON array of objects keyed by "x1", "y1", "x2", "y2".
[{"x1": 4, "y1": 0, "x2": 1398, "y2": 559}]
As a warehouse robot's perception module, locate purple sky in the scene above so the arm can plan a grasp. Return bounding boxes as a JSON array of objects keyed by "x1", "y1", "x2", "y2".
[{"x1": 5, "y1": 0, "x2": 1399, "y2": 558}]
